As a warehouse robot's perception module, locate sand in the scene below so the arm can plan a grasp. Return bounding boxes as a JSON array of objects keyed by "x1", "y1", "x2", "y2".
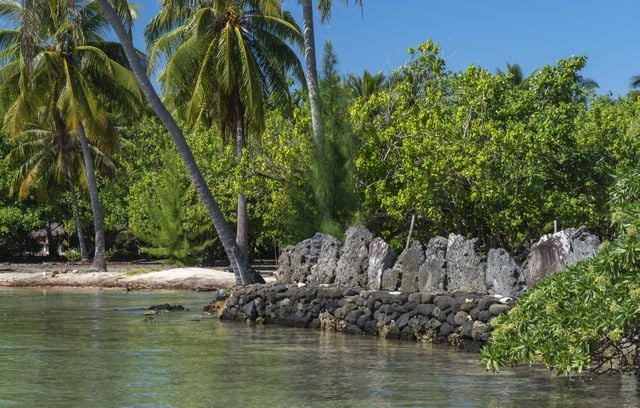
[{"x1": 0, "y1": 262, "x2": 275, "y2": 291}]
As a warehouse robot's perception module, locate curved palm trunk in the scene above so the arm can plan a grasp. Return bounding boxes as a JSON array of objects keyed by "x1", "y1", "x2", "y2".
[
  {"x1": 68, "y1": 178, "x2": 89, "y2": 261},
  {"x1": 77, "y1": 121, "x2": 107, "y2": 271},
  {"x1": 97, "y1": 0, "x2": 263, "y2": 285},
  {"x1": 235, "y1": 101, "x2": 249, "y2": 256},
  {"x1": 302, "y1": 0, "x2": 324, "y2": 143}
]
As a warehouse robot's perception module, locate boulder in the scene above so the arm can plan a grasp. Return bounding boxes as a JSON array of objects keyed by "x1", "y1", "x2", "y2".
[
  {"x1": 276, "y1": 234, "x2": 324, "y2": 283},
  {"x1": 445, "y1": 234, "x2": 487, "y2": 293},
  {"x1": 367, "y1": 237, "x2": 397, "y2": 290},
  {"x1": 380, "y1": 268, "x2": 401, "y2": 291},
  {"x1": 308, "y1": 235, "x2": 342, "y2": 284},
  {"x1": 525, "y1": 226, "x2": 600, "y2": 286},
  {"x1": 486, "y1": 248, "x2": 524, "y2": 297},
  {"x1": 398, "y1": 241, "x2": 426, "y2": 292},
  {"x1": 418, "y1": 236, "x2": 448, "y2": 293},
  {"x1": 334, "y1": 226, "x2": 374, "y2": 287}
]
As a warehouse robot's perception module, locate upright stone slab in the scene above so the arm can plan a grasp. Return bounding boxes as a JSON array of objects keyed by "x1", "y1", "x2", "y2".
[
  {"x1": 525, "y1": 226, "x2": 600, "y2": 287},
  {"x1": 276, "y1": 233, "x2": 338, "y2": 283},
  {"x1": 418, "y1": 236, "x2": 448, "y2": 293},
  {"x1": 367, "y1": 237, "x2": 396, "y2": 290},
  {"x1": 334, "y1": 226, "x2": 374, "y2": 287},
  {"x1": 486, "y1": 248, "x2": 524, "y2": 297},
  {"x1": 445, "y1": 234, "x2": 487, "y2": 293},
  {"x1": 398, "y1": 241, "x2": 426, "y2": 293},
  {"x1": 380, "y1": 268, "x2": 401, "y2": 291},
  {"x1": 308, "y1": 235, "x2": 342, "y2": 284}
]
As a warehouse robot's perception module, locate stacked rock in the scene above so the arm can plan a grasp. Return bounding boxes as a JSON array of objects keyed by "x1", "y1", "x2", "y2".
[{"x1": 220, "y1": 283, "x2": 516, "y2": 350}]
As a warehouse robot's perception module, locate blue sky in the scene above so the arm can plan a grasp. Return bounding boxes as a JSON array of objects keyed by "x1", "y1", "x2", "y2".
[{"x1": 133, "y1": 1, "x2": 639, "y2": 97}]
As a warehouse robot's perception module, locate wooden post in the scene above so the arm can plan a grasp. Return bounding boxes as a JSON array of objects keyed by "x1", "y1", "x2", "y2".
[{"x1": 405, "y1": 214, "x2": 416, "y2": 251}]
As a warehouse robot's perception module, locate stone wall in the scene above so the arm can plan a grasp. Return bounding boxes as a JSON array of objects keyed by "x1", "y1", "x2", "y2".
[
  {"x1": 276, "y1": 226, "x2": 601, "y2": 297},
  {"x1": 219, "y1": 283, "x2": 515, "y2": 351}
]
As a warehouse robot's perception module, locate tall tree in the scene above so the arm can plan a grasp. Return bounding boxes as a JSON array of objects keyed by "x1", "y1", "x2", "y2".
[
  {"x1": 96, "y1": 0, "x2": 264, "y2": 284},
  {"x1": 146, "y1": 0, "x2": 304, "y2": 256},
  {"x1": 0, "y1": 0, "x2": 143, "y2": 271},
  {"x1": 300, "y1": 0, "x2": 362, "y2": 144},
  {"x1": 346, "y1": 70, "x2": 385, "y2": 99}
]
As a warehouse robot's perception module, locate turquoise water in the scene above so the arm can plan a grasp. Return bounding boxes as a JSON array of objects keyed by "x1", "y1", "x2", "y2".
[{"x1": 0, "y1": 288, "x2": 638, "y2": 407}]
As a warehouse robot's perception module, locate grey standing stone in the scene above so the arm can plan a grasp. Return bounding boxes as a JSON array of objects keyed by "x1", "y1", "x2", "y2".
[
  {"x1": 308, "y1": 235, "x2": 342, "y2": 284},
  {"x1": 367, "y1": 237, "x2": 397, "y2": 290},
  {"x1": 486, "y1": 248, "x2": 524, "y2": 297},
  {"x1": 398, "y1": 241, "x2": 426, "y2": 292},
  {"x1": 418, "y1": 236, "x2": 448, "y2": 293},
  {"x1": 334, "y1": 226, "x2": 374, "y2": 287},
  {"x1": 276, "y1": 233, "x2": 339, "y2": 284},
  {"x1": 380, "y1": 268, "x2": 401, "y2": 291},
  {"x1": 525, "y1": 226, "x2": 600, "y2": 287},
  {"x1": 445, "y1": 234, "x2": 487, "y2": 293}
]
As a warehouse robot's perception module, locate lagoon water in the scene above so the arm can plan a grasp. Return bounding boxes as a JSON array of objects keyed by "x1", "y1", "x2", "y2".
[{"x1": 0, "y1": 288, "x2": 638, "y2": 407}]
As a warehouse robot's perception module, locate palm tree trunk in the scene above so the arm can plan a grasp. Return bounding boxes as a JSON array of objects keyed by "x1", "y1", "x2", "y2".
[
  {"x1": 96, "y1": 0, "x2": 263, "y2": 285},
  {"x1": 302, "y1": 0, "x2": 324, "y2": 144},
  {"x1": 235, "y1": 100, "x2": 249, "y2": 256},
  {"x1": 68, "y1": 177, "x2": 89, "y2": 261},
  {"x1": 77, "y1": 121, "x2": 107, "y2": 271}
]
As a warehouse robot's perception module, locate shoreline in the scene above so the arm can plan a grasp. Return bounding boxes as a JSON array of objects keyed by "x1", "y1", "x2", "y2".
[{"x1": 0, "y1": 262, "x2": 273, "y2": 291}]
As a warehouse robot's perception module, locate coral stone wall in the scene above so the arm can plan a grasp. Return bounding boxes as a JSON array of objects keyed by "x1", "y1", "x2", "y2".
[{"x1": 220, "y1": 284, "x2": 516, "y2": 350}]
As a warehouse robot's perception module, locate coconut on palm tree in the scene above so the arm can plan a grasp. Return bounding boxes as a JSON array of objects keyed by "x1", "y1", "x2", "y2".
[
  {"x1": 0, "y1": 0, "x2": 143, "y2": 270},
  {"x1": 146, "y1": 0, "x2": 304, "y2": 256}
]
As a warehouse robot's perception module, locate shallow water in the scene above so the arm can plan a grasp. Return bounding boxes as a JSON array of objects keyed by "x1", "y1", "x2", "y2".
[{"x1": 0, "y1": 288, "x2": 638, "y2": 407}]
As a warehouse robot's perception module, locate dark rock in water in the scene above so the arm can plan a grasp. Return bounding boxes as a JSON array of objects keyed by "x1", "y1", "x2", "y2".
[
  {"x1": 460, "y1": 320, "x2": 473, "y2": 338},
  {"x1": 397, "y1": 241, "x2": 426, "y2": 293},
  {"x1": 335, "y1": 226, "x2": 374, "y2": 287},
  {"x1": 419, "y1": 236, "x2": 448, "y2": 293},
  {"x1": 380, "y1": 268, "x2": 401, "y2": 291},
  {"x1": 367, "y1": 237, "x2": 396, "y2": 290},
  {"x1": 525, "y1": 226, "x2": 600, "y2": 287},
  {"x1": 446, "y1": 234, "x2": 487, "y2": 293},
  {"x1": 147, "y1": 304, "x2": 185, "y2": 312},
  {"x1": 439, "y1": 322, "x2": 455, "y2": 336},
  {"x1": 486, "y1": 248, "x2": 524, "y2": 297},
  {"x1": 215, "y1": 289, "x2": 227, "y2": 301},
  {"x1": 276, "y1": 233, "x2": 336, "y2": 284},
  {"x1": 396, "y1": 310, "x2": 417, "y2": 329}
]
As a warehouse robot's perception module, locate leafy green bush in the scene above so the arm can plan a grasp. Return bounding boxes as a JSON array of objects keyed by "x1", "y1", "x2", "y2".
[{"x1": 481, "y1": 167, "x2": 640, "y2": 376}]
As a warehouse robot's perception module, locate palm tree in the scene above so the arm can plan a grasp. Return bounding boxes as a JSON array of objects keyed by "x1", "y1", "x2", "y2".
[
  {"x1": 0, "y1": 0, "x2": 143, "y2": 271},
  {"x1": 346, "y1": 70, "x2": 385, "y2": 99},
  {"x1": 96, "y1": 0, "x2": 264, "y2": 284},
  {"x1": 300, "y1": 0, "x2": 362, "y2": 144},
  {"x1": 146, "y1": 0, "x2": 304, "y2": 256},
  {"x1": 496, "y1": 63, "x2": 527, "y2": 87},
  {"x1": 5, "y1": 108, "x2": 115, "y2": 261}
]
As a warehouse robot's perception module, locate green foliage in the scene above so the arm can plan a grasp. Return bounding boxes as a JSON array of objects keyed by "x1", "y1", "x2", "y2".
[
  {"x1": 132, "y1": 151, "x2": 210, "y2": 266},
  {"x1": 481, "y1": 166, "x2": 640, "y2": 376},
  {"x1": 307, "y1": 41, "x2": 360, "y2": 238},
  {"x1": 351, "y1": 40, "x2": 640, "y2": 250}
]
